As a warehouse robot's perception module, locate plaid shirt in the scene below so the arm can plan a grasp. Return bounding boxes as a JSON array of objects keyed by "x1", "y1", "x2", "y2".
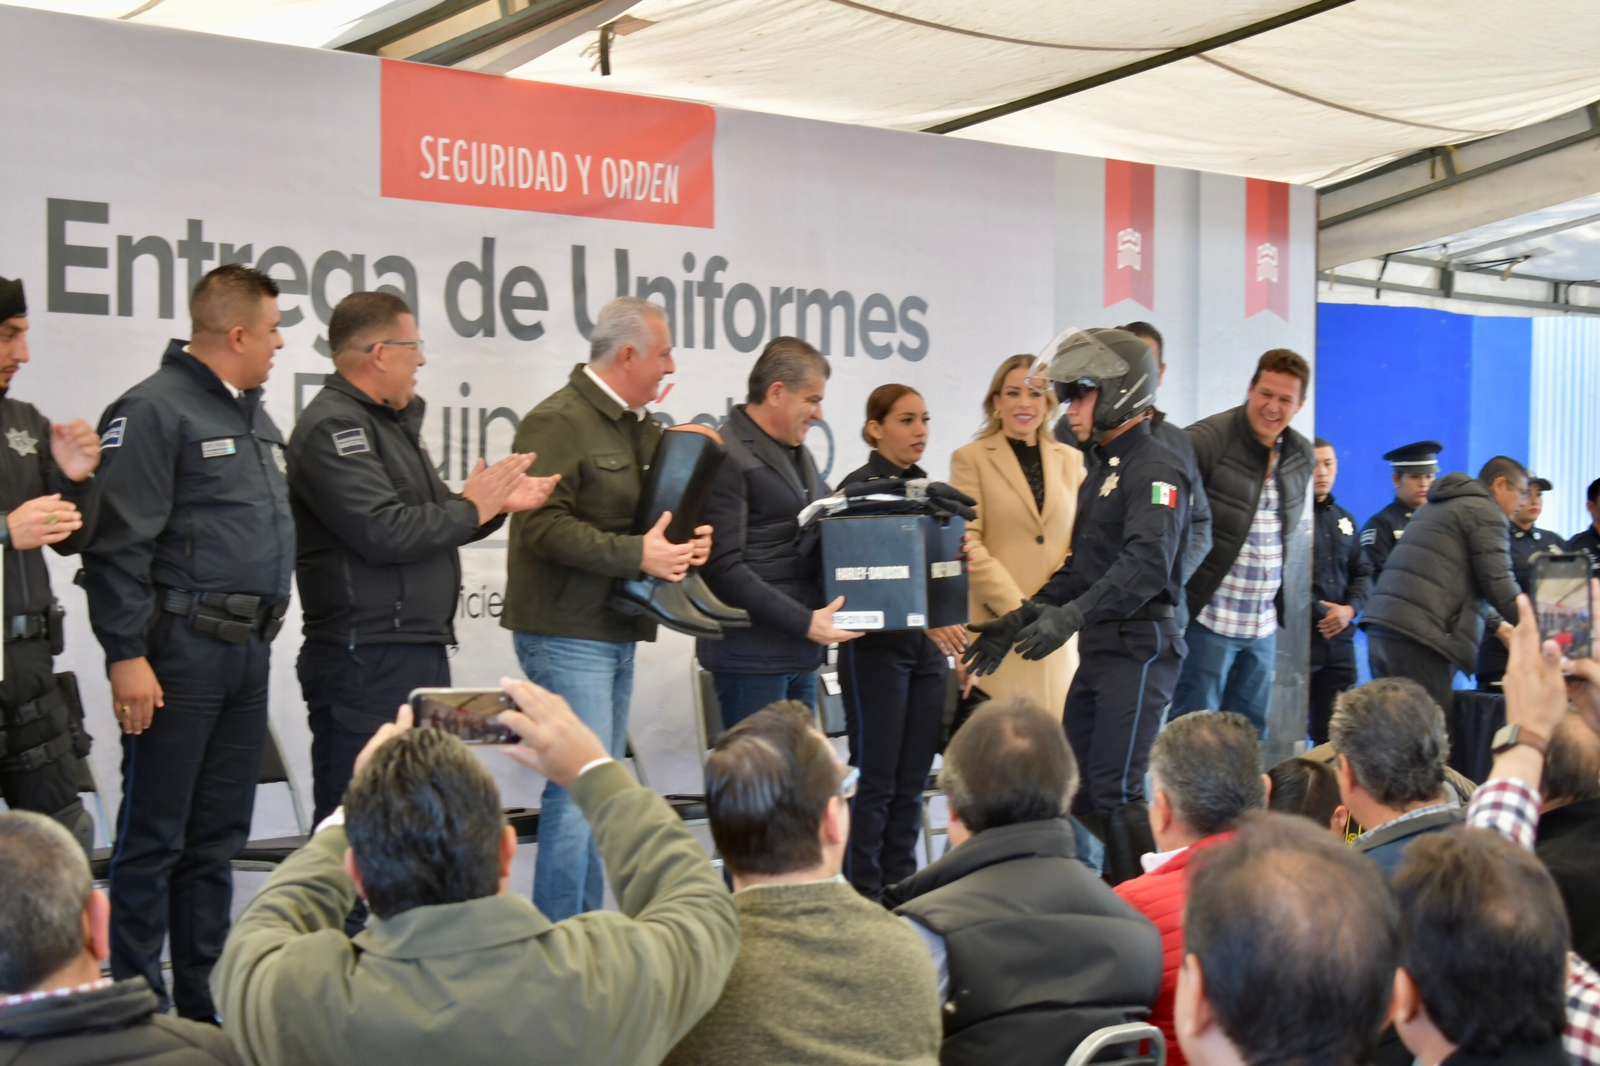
[
  {"x1": 1199, "y1": 452, "x2": 1282, "y2": 639},
  {"x1": 1467, "y1": 778, "x2": 1600, "y2": 1066},
  {"x1": 0, "y1": 976, "x2": 112, "y2": 1009}
]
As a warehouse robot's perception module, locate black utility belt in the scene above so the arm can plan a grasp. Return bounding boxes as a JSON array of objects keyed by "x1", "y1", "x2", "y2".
[
  {"x1": 159, "y1": 588, "x2": 288, "y2": 645},
  {"x1": 1117, "y1": 603, "x2": 1175, "y2": 622},
  {"x1": 5, "y1": 601, "x2": 66, "y2": 653}
]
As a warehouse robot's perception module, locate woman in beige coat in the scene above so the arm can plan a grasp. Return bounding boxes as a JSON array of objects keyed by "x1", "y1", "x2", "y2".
[{"x1": 947, "y1": 354, "x2": 1087, "y2": 714}]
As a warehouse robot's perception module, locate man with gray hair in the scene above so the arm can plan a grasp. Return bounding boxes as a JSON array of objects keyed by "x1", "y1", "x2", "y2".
[
  {"x1": 1112, "y1": 712, "x2": 1266, "y2": 1066},
  {"x1": 0, "y1": 810, "x2": 239, "y2": 1062},
  {"x1": 698, "y1": 336, "x2": 860, "y2": 726},
  {"x1": 885, "y1": 697, "x2": 1161, "y2": 1066},
  {"x1": 503, "y1": 295, "x2": 712, "y2": 919},
  {"x1": 1329, "y1": 677, "x2": 1462, "y2": 877}
]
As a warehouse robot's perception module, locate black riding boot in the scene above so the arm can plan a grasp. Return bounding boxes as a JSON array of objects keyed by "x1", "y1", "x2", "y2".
[{"x1": 609, "y1": 430, "x2": 748, "y2": 636}]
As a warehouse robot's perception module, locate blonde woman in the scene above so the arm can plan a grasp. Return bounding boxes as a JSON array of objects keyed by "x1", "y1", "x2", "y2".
[{"x1": 947, "y1": 355, "x2": 1086, "y2": 713}]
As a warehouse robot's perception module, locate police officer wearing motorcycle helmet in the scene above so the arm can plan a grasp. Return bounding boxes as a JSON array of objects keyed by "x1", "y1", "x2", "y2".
[{"x1": 965, "y1": 327, "x2": 1190, "y2": 881}]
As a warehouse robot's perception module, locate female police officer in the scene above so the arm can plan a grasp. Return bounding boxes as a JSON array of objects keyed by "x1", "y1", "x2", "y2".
[{"x1": 837, "y1": 384, "x2": 958, "y2": 899}]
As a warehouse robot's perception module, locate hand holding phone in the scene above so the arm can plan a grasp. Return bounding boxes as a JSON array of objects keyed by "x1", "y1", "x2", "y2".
[
  {"x1": 409, "y1": 688, "x2": 518, "y2": 744},
  {"x1": 1530, "y1": 552, "x2": 1593, "y2": 660}
]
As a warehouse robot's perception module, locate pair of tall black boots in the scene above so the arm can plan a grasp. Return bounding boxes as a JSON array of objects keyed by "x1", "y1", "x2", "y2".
[{"x1": 608, "y1": 428, "x2": 749, "y2": 638}]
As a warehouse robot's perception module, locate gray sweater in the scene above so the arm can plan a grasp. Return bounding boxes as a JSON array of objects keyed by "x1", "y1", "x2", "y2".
[{"x1": 663, "y1": 879, "x2": 941, "y2": 1066}]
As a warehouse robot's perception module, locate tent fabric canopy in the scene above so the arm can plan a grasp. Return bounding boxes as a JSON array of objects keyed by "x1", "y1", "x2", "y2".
[{"x1": 15, "y1": 0, "x2": 1600, "y2": 186}]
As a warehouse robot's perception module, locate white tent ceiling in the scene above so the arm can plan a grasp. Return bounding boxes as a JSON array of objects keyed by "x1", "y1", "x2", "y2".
[{"x1": 11, "y1": 0, "x2": 1600, "y2": 187}]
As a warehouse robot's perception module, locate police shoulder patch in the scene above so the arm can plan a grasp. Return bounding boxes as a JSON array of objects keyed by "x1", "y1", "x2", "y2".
[
  {"x1": 332, "y1": 427, "x2": 371, "y2": 456},
  {"x1": 101, "y1": 417, "x2": 127, "y2": 449}
]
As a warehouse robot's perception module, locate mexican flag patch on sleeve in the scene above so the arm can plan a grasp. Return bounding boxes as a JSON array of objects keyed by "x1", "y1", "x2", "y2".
[{"x1": 1152, "y1": 481, "x2": 1178, "y2": 507}]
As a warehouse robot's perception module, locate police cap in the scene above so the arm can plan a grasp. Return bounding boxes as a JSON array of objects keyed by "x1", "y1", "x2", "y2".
[
  {"x1": 0, "y1": 277, "x2": 24, "y2": 322},
  {"x1": 1529, "y1": 475, "x2": 1553, "y2": 492},
  {"x1": 1383, "y1": 440, "x2": 1441, "y2": 474}
]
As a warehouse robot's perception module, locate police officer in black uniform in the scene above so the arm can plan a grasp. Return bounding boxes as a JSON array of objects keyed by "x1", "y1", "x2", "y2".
[
  {"x1": 0, "y1": 277, "x2": 101, "y2": 848},
  {"x1": 83, "y1": 265, "x2": 294, "y2": 1020},
  {"x1": 1570, "y1": 477, "x2": 1600, "y2": 576},
  {"x1": 1309, "y1": 437, "x2": 1370, "y2": 745},
  {"x1": 1475, "y1": 474, "x2": 1568, "y2": 689},
  {"x1": 290, "y1": 291, "x2": 555, "y2": 824},
  {"x1": 1360, "y1": 441, "x2": 1439, "y2": 581},
  {"x1": 965, "y1": 328, "x2": 1188, "y2": 877}
]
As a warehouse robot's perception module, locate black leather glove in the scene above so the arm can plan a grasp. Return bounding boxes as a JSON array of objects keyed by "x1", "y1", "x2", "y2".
[
  {"x1": 1014, "y1": 602, "x2": 1086, "y2": 661},
  {"x1": 963, "y1": 602, "x2": 1039, "y2": 676}
]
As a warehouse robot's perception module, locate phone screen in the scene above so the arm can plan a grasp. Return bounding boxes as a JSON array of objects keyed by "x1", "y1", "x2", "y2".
[
  {"x1": 409, "y1": 688, "x2": 518, "y2": 744},
  {"x1": 1532, "y1": 554, "x2": 1593, "y2": 660}
]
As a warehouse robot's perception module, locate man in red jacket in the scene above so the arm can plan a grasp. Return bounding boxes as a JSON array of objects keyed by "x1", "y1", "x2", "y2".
[{"x1": 1114, "y1": 712, "x2": 1268, "y2": 1066}]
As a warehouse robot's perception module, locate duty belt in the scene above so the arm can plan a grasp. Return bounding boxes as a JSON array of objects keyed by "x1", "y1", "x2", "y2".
[
  {"x1": 5, "y1": 612, "x2": 50, "y2": 641},
  {"x1": 159, "y1": 588, "x2": 289, "y2": 645}
]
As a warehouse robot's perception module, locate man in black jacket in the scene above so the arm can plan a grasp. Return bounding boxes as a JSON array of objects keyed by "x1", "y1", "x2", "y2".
[
  {"x1": 0, "y1": 277, "x2": 101, "y2": 849},
  {"x1": 83, "y1": 265, "x2": 294, "y2": 1019},
  {"x1": 0, "y1": 810, "x2": 239, "y2": 1065},
  {"x1": 288, "y1": 292, "x2": 556, "y2": 823},
  {"x1": 1172, "y1": 350, "x2": 1312, "y2": 734},
  {"x1": 1310, "y1": 438, "x2": 1371, "y2": 745},
  {"x1": 698, "y1": 338, "x2": 860, "y2": 727},
  {"x1": 1360, "y1": 456, "x2": 1525, "y2": 713},
  {"x1": 887, "y1": 697, "x2": 1161, "y2": 1066}
]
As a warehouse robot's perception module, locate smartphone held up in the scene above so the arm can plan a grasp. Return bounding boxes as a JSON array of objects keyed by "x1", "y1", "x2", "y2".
[
  {"x1": 1530, "y1": 551, "x2": 1593, "y2": 660},
  {"x1": 410, "y1": 688, "x2": 518, "y2": 744}
]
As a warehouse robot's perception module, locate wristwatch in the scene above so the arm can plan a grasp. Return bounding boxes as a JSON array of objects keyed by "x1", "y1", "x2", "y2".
[{"x1": 1490, "y1": 723, "x2": 1549, "y2": 757}]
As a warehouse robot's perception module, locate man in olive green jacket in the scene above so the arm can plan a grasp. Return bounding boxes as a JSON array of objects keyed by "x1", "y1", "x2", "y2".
[
  {"x1": 503, "y1": 296, "x2": 707, "y2": 920},
  {"x1": 210, "y1": 680, "x2": 738, "y2": 1066}
]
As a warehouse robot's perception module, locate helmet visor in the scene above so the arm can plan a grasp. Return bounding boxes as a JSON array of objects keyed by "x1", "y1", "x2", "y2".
[{"x1": 1027, "y1": 328, "x2": 1131, "y2": 394}]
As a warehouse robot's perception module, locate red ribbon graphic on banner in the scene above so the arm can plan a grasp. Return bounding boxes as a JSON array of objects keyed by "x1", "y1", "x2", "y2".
[
  {"x1": 1245, "y1": 178, "x2": 1290, "y2": 320},
  {"x1": 1104, "y1": 159, "x2": 1155, "y2": 310}
]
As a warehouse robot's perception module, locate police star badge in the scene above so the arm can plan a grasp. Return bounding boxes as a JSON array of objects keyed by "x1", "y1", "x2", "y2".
[
  {"x1": 6, "y1": 427, "x2": 38, "y2": 456},
  {"x1": 1338, "y1": 516, "x2": 1353, "y2": 535},
  {"x1": 1099, "y1": 473, "x2": 1119, "y2": 497}
]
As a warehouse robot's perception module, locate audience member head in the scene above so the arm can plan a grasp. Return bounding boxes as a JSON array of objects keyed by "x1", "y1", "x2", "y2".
[
  {"x1": 1587, "y1": 476, "x2": 1600, "y2": 531},
  {"x1": 746, "y1": 337, "x2": 829, "y2": 447},
  {"x1": 343, "y1": 728, "x2": 514, "y2": 919},
  {"x1": 1391, "y1": 829, "x2": 1569, "y2": 1062},
  {"x1": 588, "y1": 296, "x2": 673, "y2": 409},
  {"x1": 939, "y1": 697, "x2": 1077, "y2": 847},
  {"x1": 0, "y1": 812, "x2": 108, "y2": 996},
  {"x1": 862, "y1": 383, "x2": 928, "y2": 470},
  {"x1": 1146, "y1": 711, "x2": 1265, "y2": 852},
  {"x1": 1541, "y1": 715, "x2": 1600, "y2": 809},
  {"x1": 979, "y1": 353, "x2": 1055, "y2": 445},
  {"x1": 1266, "y1": 756, "x2": 1350, "y2": 837},
  {"x1": 329, "y1": 290, "x2": 423, "y2": 410},
  {"x1": 1477, "y1": 455, "x2": 1531, "y2": 518},
  {"x1": 188, "y1": 263, "x2": 282, "y2": 390},
  {"x1": 1177, "y1": 813, "x2": 1398, "y2": 1066},
  {"x1": 1329, "y1": 679, "x2": 1449, "y2": 830},
  {"x1": 704, "y1": 700, "x2": 849, "y2": 887},
  {"x1": 1244, "y1": 349, "x2": 1308, "y2": 448},
  {"x1": 0, "y1": 276, "x2": 29, "y2": 392},
  {"x1": 1312, "y1": 437, "x2": 1338, "y2": 501}
]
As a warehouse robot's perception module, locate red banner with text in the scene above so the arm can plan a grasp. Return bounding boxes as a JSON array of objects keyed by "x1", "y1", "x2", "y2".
[
  {"x1": 1103, "y1": 159, "x2": 1154, "y2": 310},
  {"x1": 380, "y1": 60, "x2": 715, "y2": 228},
  {"x1": 1245, "y1": 178, "x2": 1290, "y2": 320}
]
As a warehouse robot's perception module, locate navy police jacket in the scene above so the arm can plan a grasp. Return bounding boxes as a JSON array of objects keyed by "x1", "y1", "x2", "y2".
[
  {"x1": 1035, "y1": 421, "x2": 1190, "y2": 624},
  {"x1": 83, "y1": 341, "x2": 294, "y2": 663}
]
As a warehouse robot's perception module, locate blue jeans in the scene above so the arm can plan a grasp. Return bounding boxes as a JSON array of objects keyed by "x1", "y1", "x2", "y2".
[
  {"x1": 1169, "y1": 620, "x2": 1275, "y2": 734},
  {"x1": 513, "y1": 632, "x2": 634, "y2": 920},
  {"x1": 712, "y1": 671, "x2": 818, "y2": 730}
]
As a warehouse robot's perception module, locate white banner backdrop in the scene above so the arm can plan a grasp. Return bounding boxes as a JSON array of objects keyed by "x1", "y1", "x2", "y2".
[{"x1": 0, "y1": 5, "x2": 1314, "y2": 841}]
